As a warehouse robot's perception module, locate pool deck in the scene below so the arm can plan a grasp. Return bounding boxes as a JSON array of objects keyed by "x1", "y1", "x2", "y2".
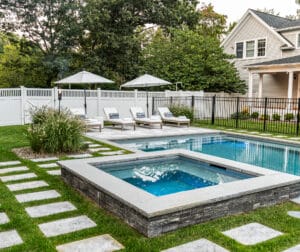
[{"x1": 86, "y1": 126, "x2": 218, "y2": 141}]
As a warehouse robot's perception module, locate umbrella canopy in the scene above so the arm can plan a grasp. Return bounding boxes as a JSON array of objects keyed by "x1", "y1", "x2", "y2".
[
  {"x1": 55, "y1": 71, "x2": 114, "y2": 85},
  {"x1": 121, "y1": 74, "x2": 171, "y2": 88},
  {"x1": 121, "y1": 74, "x2": 171, "y2": 117},
  {"x1": 55, "y1": 71, "x2": 114, "y2": 115}
]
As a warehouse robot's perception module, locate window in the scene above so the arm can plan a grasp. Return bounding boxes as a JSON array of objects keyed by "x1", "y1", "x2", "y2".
[
  {"x1": 246, "y1": 40, "x2": 255, "y2": 57},
  {"x1": 297, "y1": 34, "x2": 300, "y2": 48},
  {"x1": 257, "y1": 39, "x2": 266, "y2": 57},
  {"x1": 236, "y1": 42, "x2": 244, "y2": 58}
]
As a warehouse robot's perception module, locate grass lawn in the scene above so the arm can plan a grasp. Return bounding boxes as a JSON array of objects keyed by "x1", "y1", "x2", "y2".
[{"x1": 0, "y1": 125, "x2": 300, "y2": 251}]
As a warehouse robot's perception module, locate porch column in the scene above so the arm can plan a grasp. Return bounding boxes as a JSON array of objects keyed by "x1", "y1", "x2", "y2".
[
  {"x1": 258, "y1": 73, "x2": 263, "y2": 98},
  {"x1": 287, "y1": 71, "x2": 294, "y2": 110},
  {"x1": 248, "y1": 72, "x2": 253, "y2": 98}
]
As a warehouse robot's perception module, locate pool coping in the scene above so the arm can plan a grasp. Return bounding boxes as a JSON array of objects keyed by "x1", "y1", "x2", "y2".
[{"x1": 58, "y1": 149, "x2": 300, "y2": 218}]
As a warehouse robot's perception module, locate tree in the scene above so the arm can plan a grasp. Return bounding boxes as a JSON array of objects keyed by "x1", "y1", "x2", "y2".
[
  {"x1": 197, "y1": 3, "x2": 227, "y2": 39},
  {"x1": 0, "y1": 0, "x2": 82, "y2": 86},
  {"x1": 0, "y1": 33, "x2": 47, "y2": 88},
  {"x1": 76, "y1": 0, "x2": 201, "y2": 86},
  {"x1": 141, "y1": 28, "x2": 246, "y2": 93}
]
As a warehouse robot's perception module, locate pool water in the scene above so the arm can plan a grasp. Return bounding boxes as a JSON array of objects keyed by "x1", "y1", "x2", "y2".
[
  {"x1": 96, "y1": 156, "x2": 252, "y2": 196},
  {"x1": 115, "y1": 134, "x2": 300, "y2": 176}
]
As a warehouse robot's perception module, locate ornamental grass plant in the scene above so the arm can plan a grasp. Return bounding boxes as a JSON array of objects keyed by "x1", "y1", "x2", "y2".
[{"x1": 27, "y1": 107, "x2": 85, "y2": 153}]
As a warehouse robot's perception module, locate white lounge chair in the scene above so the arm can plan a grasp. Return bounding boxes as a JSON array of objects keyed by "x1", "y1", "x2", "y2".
[
  {"x1": 157, "y1": 107, "x2": 190, "y2": 127},
  {"x1": 130, "y1": 107, "x2": 163, "y2": 129},
  {"x1": 70, "y1": 108, "x2": 103, "y2": 132},
  {"x1": 103, "y1": 107, "x2": 136, "y2": 130}
]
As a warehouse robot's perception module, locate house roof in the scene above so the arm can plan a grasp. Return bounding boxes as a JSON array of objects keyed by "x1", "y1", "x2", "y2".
[
  {"x1": 250, "y1": 9, "x2": 298, "y2": 29},
  {"x1": 247, "y1": 55, "x2": 300, "y2": 68},
  {"x1": 221, "y1": 9, "x2": 294, "y2": 48}
]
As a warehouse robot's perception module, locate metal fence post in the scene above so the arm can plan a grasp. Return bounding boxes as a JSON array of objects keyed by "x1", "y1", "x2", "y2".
[
  {"x1": 236, "y1": 97, "x2": 240, "y2": 128},
  {"x1": 211, "y1": 95, "x2": 216, "y2": 125},
  {"x1": 263, "y1": 97, "x2": 268, "y2": 131},
  {"x1": 297, "y1": 98, "x2": 300, "y2": 135}
]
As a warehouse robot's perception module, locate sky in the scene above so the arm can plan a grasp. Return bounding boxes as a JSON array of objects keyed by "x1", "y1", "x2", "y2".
[{"x1": 202, "y1": 0, "x2": 299, "y2": 24}]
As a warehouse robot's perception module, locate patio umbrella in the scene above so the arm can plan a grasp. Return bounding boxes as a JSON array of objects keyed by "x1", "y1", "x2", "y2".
[
  {"x1": 55, "y1": 71, "x2": 114, "y2": 115},
  {"x1": 121, "y1": 74, "x2": 171, "y2": 117}
]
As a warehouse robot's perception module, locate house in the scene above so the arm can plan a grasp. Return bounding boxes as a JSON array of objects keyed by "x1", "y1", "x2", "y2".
[{"x1": 222, "y1": 9, "x2": 300, "y2": 100}]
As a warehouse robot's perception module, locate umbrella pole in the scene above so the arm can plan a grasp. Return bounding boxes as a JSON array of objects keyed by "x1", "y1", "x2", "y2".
[
  {"x1": 146, "y1": 89, "x2": 149, "y2": 118},
  {"x1": 84, "y1": 87, "x2": 87, "y2": 117}
]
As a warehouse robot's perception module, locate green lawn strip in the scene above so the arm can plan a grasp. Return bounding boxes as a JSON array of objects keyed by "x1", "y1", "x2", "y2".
[{"x1": 1, "y1": 125, "x2": 300, "y2": 251}]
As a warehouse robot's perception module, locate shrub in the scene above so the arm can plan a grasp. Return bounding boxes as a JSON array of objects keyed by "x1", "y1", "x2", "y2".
[
  {"x1": 169, "y1": 105, "x2": 194, "y2": 122},
  {"x1": 27, "y1": 107, "x2": 85, "y2": 153},
  {"x1": 272, "y1": 113, "x2": 281, "y2": 121},
  {"x1": 30, "y1": 106, "x2": 54, "y2": 125},
  {"x1": 259, "y1": 114, "x2": 270, "y2": 120},
  {"x1": 251, "y1": 112, "x2": 259, "y2": 119},
  {"x1": 230, "y1": 112, "x2": 250, "y2": 120},
  {"x1": 284, "y1": 113, "x2": 294, "y2": 121}
]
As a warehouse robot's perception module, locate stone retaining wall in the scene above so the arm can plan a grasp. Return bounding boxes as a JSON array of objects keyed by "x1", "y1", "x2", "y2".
[{"x1": 62, "y1": 167, "x2": 300, "y2": 237}]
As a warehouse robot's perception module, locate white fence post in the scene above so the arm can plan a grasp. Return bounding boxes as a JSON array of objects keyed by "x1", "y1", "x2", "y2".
[
  {"x1": 52, "y1": 87, "x2": 57, "y2": 109},
  {"x1": 97, "y1": 88, "x2": 101, "y2": 116},
  {"x1": 20, "y1": 86, "x2": 26, "y2": 125},
  {"x1": 134, "y1": 89, "x2": 138, "y2": 105}
]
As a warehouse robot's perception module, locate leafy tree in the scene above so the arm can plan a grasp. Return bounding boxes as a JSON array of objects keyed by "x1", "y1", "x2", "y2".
[
  {"x1": 0, "y1": 0, "x2": 82, "y2": 86},
  {"x1": 197, "y1": 4, "x2": 227, "y2": 39},
  {"x1": 141, "y1": 28, "x2": 246, "y2": 93},
  {"x1": 77, "y1": 0, "x2": 201, "y2": 86},
  {"x1": 0, "y1": 33, "x2": 47, "y2": 88}
]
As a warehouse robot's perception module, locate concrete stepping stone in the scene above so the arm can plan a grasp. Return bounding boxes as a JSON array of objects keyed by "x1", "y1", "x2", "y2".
[
  {"x1": 0, "y1": 212, "x2": 9, "y2": 225},
  {"x1": 38, "y1": 215, "x2": 96, "y2": 237},
  {"x1": 25, "y1": 201, "x2": 77, "y2": 218},
  {"x1": 30, "y1": 157, "x2": 58, "y2": 163},
  {"x1": 47, "y1": 170, "x2": 61, "y2": 176},
  {"x1": 288, "y1": 211, "x2": 300, "y2": 219},
  {"x1": 260, "y1": 133, "x2": 272, "y2": 136},
  {"x1": 290, "y1": 137, "x2": 300, "y2": 141},
  {"x1": 56, "y1": 234, "x2": 124, "y2": 252},
  {"x1": 222, "y1": 222, "x2": 282, "y2": 245},
  {"x1": 89, "y1": 144, "x2": 102, "y2": 148},
  {"x1": 283, "y1": 244, "x2": 300, "y2": 252},
  {"x1": 0, "y1": 230, "x2": 23, "y2": 249},
  {"x1": 67, "y1": 153, "x2": 93, "y2": 158},
  {"x1": 291, "y1": 196, "x2": 300, "y2": 204},
  {"x1": 249, "y1": 132, "x2": 259, "y2": 134},
  {"x1": 0, "y1": 161, "x2": 21, "y2": 167},
  {"x1": 83, "y1": 141, "x2": 92, "y2": 144},
  {"x1": 89, "y1": 147, "x2": 111, "y2": 152},
  {"x1": 100, "y1": 151, "x2": 124, "y2": 156},
  {"x1": 7, "y1": 180, "x2": 49, "y2": 192},
  {"x1": 16, "y1": 190, "x2": 61, "y2": 203},
  {"x1": 0, "y1": 166, "x2": 28, "y2": 174},
  {"x1": 39, "y1": 163, "x2": 58, "y2": 169},
  {"x1": 162, "y1": 238, "x2": 229, "y2": 252},
  {"x1": 274, "y1": 135, "x2": 287, "y2": 138},
  {"x1": 0, "y1": 172, "x2": 37, "y2": 182}
]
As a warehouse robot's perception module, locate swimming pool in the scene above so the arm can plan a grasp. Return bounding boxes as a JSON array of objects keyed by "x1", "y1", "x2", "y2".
[
  {"x1": 95, "y1": 156, "x2": 252, "y2": 196},
  {"x1": 115, "y1": 134, "x2": 300, "y2": 176}
]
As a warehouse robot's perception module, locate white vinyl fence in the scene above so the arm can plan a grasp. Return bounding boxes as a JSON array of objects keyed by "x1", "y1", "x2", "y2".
[{"x1": 0, "y1": 87, "x2": 204, "y2": 126}]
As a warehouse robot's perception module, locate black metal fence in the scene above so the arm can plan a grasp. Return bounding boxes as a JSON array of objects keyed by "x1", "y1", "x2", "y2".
[{"x1": 153, "y1": 96, "x2": 300, "y2": 135}]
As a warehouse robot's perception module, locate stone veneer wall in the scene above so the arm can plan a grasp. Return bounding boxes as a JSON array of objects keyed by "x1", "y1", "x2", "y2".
[{"x1": 61, "y1": 167, "x2": 300, "y2": 237}]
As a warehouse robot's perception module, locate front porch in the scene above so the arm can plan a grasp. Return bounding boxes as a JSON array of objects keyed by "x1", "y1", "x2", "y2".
[{"x1": 247, "y1": 55, "x2": 300, "y2": 105}]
